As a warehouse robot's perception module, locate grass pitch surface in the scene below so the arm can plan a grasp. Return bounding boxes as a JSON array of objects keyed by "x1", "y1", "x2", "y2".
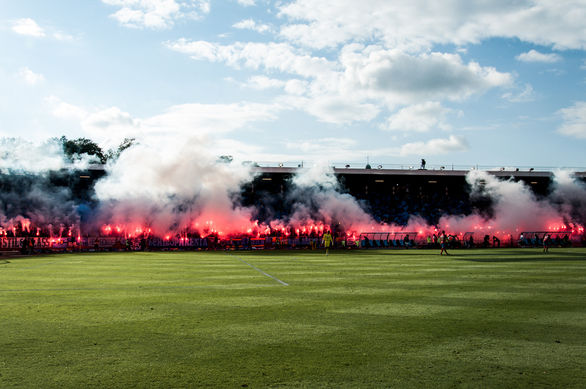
[{"x1": 1, "y1": 248, "x2": 586, "y2": 388}]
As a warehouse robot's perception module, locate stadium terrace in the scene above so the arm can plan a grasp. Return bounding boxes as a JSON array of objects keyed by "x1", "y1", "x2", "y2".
[{"x1": 2, "y1": 163, "x2": 585, "y2": 254}]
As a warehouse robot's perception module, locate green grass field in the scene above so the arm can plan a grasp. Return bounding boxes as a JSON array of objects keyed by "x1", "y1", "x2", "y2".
[{"x1": 1, "y1": 248, "x2": 586, "y2": 388}]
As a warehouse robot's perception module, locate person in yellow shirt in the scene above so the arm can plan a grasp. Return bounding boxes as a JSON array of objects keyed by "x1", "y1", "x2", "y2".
[{"x1": 322, "y1": 230, "x2": 333, "y2": 256}]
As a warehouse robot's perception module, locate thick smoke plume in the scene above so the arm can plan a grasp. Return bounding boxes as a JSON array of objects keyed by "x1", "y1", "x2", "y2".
[
  {"x1": 1, "y1": 136, "x2": 585, "y2": 241},
  {"x1": 0, "y1": 138, "x2": 91, "y2": 173},
  {"x1": 269, "y1": 163, "x2": 378, "y2": 235},
  {"x1": 0, "y1": 138, "x2": 89, "y2": 236},
  {"x1": 93, "y1": 137, "x2": 258, "y2": 237},
  {"x1": 438, "y1": 170, "x2": 564, "y2": 235},
  {"x1": 551, "y1": 170, "x2": 586, "y2": 226}
]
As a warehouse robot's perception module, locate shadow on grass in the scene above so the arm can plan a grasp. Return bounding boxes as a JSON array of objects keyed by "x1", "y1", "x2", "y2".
[{"x1": 453, "y1": 249, "x2": 586, "y2": 262}]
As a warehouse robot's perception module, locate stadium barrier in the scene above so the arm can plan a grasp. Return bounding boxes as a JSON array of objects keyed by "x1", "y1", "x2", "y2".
[
  {"x1": 2, "y1": 230, "x2": 583, "y2": 254},
  {"x1": 359, "y1": 232, "x2": 420, "y2": 249},
  {"x1": 517, "y1": 231, "x2": 574, "y2": 248}
]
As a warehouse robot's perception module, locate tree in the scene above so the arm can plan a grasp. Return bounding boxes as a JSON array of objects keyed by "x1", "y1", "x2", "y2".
[
  {"x1": 106, "y1": 138, "x2": 136, "y2": 161},
  {"x1": 60, "y1": 136, "x2": 106, "y2": 164},
  {"x1": 217, "y1": 155, "x2": 233, "y2": 163}
]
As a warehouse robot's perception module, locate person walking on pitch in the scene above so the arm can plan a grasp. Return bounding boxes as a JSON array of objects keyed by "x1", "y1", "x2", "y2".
[{"x1": 439, "y1": 231, "x2": 449, "y2": 255}]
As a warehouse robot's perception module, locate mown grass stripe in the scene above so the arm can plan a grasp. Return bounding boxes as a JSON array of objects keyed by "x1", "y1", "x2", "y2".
[
  {"x1": 227, "y1": 253, "x2": 289, "y2": 286},
  {"x1": 1, "y1": 248, "x2": 585, "y2": 388}
]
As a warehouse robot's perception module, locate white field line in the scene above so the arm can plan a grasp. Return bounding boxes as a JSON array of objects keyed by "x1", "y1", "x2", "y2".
[{"x1": 229, "y1": 254, "x2": 289, "y2": 286}]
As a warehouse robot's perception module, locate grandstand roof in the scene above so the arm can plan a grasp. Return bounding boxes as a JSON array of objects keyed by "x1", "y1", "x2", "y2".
[
  {"x1": 255, "y1": 167, "x2": 586, "y2": 179},
  {"x1": 85, "y1": 164, "x2": 585, "y2": 179}
]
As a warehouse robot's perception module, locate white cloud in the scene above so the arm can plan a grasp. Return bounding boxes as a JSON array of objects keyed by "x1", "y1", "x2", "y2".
[
  {"x1": 165, "y1": 39, "x2": 335, "y2": 78},
  {"x1": 282, "y1": 138, "x2": 359, "y2": 161},
  {"x1": 385, "y1": 102, "x2": 451, "y2": 132},
  {"x1": 236, "y1": 0, "x2": 256, "y2": 6},
  {"x1": 240, "y1": 76, "x2": 308, "y2": 97},
  {"x1": 286, "y1": 137, "x2": 356, "y2": 153},
  {"x1": 245, "y1": 75, "x2": 286, "y2": 90},
  {"x1": 47, "y1": 99, "x2": 143, "y2": 148},
  {"x1": 268, "y1": 134, "x2": 470, "y2": 161},
  {"x1": 284, "y1": 79, "x2": 309, "y2": 95},
  {"x1": 340, "y1": 47, "x2": 512, "y2": 104},
  {"x1": 277, "y1": 0, "x2": 586, "y2": 50},
  {"x1": 11, "y1": 18, "x2": 45, "y2": 37},
  {"x1": 167, "y1": 39, "x2": 511, "y2": 124},
  {"x1": 143, "y1": 102, "x2": 281, "y2": 135},
  {"x1": 558, "y1": 101, "x2": 586, "y2": 139},
  {"x1": 102, "y1": 0, "x2": 210, "y2": 29},
  {"x1": 516, "y1": 49, "x2": 562, "y2": 63},
  {"x1": 45, "y1": 95, "x2": 282, "y2": 147},
  {"x1": 45, "y1": 96, "x2": 87, "y2": 120},
  {"x1": 168, "y1": 40, "x2": 512, "y2": 101},
  {"x1": 53, "y1": 32, "x2": 75, "y2": 41},
  {"x1": 256, "y1": 137, "x2": 371, "y2": 163},
  {"x1": 82, "y1": 107, "x2": 140, "y2": 137},
  {"x1": 502, "y1": 83, "x2": 535, "y2": 103},
  {"x1": 398, "y1": 135, "x2": 469, "y2": 156},
  {"x1": 297, "y1": 95, "x2": 380, "y2": 124},
  {"x1": 233, "y1": 19, "x2": 270, "y2": 33},
  {"x1": 167, "y1": 39, "x2": 218, "y2": 60},
  {"x1": 17, "y1": 67, "x2": 45, "y2": 85}
]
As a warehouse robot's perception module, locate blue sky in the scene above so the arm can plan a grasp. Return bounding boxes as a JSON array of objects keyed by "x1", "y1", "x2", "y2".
[{"x1": 1, "y1": 0, "x2": 585, "y2": 169}]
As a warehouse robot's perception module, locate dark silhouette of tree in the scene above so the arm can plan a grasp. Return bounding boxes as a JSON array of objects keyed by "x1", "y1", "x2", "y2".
[
  {"x1": 217, "y1": 155, "x2": 233, "y2": 163},
  {"x1": 60, "y1": 136, "x2": 106, "y2": 164},
  {"x1": 106, "y1": 137, "x2": 136, "y2": 161}
]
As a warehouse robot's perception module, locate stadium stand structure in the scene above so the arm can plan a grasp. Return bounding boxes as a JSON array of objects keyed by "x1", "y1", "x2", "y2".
[{"x1": 1, "y1": 166, "x2": 585, "y2": 252}]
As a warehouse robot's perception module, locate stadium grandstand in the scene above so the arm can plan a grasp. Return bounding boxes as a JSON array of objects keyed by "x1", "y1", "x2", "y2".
[{"x1": 1, "y1": 164, "x2": 585, "y2": 253}]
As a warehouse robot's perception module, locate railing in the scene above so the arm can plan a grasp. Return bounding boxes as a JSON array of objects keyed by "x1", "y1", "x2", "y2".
[{"x1": 251, "y1": 161, "x2": 586, "y2": 172}]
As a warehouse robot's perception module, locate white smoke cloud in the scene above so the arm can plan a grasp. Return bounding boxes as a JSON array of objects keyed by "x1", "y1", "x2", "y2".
[
  {"x1": 440, "y1": 170, "x2": 562, "y2": 234},
  {"x1": 1, "y1": 134, "x2": 585, "y2": 242},
  {"x1": 93, "y1": 136, "x2": 259, "y2": 235},
  {"x1": 0, "y1": 138, "x2": 90, "y2": 173},
  {"x1": 0, "y1": 137, "x2": 96, "y2": 235},
  {"x1": 551, "y1": 170, "x2": 586, "y2": 226},
  {"x1": 281, "y1": 163, "x2": 378, "y2": 233}
]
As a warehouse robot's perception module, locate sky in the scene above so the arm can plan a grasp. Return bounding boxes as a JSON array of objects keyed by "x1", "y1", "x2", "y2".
[{"x1": 1, "y1": 0, "x2": 585, "y2": 170}]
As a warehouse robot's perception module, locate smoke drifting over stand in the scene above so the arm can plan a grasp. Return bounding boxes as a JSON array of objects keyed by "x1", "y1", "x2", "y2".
[
  {"x1": 268, "y1": 163, "x2": 378, "y2": 236},
  {"x1": 0, "y1": 138, "x2": 94, "y2": 237},
  {"x1": 93, "y1": 137, "x2": 257, "y2": 237},
  {"x1": 1, "y1": 136, "x2": 585, "y2": 242},
  {"x1": 439, "y1": 170, "x2": 567, "y2": 235}
]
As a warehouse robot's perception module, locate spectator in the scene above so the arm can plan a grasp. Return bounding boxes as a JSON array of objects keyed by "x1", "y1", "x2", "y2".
[{"x1": 492, "y1": 236, "x2": 500, "y2": 248}]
